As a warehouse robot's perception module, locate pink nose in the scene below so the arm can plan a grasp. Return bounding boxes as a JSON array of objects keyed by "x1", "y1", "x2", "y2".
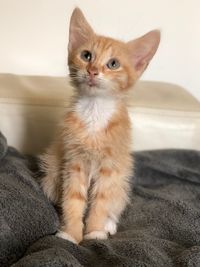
[{"x1": 87, "y1": 66, "x2": 99, "y2": 76}]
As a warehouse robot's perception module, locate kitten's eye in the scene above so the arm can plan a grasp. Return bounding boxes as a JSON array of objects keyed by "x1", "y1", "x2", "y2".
[
  {"x1": 107, "y1": 58, "x2": 120, "y2": 70},
  {"x1": 80, "y1": 50, "x2": 92, "y2": 62}
]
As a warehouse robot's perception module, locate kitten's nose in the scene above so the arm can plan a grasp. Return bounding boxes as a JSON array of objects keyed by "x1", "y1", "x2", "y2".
[{"x1": 87, "y1": 66, "x2": 99, "y2": 76}]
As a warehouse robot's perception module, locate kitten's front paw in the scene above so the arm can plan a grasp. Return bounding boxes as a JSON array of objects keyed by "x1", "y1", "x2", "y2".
[
  {"x1": 56, "y1": 231, "x2": 77, "y2": 244},
  {"x1": 104, "y1": 218, "x2": 117, "y2": 235},
  {"x1": 84, "y1": 231, "x2": 108, "y2": 240}
]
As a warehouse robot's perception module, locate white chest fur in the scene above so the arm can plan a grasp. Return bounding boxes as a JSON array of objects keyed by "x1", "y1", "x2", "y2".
[{"x1": 75, "y1": 96, "x2": 116, "y2": 133}]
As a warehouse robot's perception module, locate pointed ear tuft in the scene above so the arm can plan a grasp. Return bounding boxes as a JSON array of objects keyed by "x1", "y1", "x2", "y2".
[
  {"x1": 127, "y1": 30, "x2": 160, "y2": 77},
  {"x1": 68, "y1": 8, "x2": 94, "y2": 53}
]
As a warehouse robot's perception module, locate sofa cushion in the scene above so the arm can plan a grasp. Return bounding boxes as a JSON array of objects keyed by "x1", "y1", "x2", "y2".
[{"x1": 0, "y1": 73, "x2": 199, "y2": 154}]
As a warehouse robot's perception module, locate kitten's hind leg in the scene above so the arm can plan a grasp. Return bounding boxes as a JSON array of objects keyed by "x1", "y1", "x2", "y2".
[{"x1": 41, "y1": 174, "x2": 61, "y2": 204}]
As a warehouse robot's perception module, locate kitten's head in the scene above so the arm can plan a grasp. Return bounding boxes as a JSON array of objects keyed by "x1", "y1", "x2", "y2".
[{"x1": 68, "y1": 8, "x2": 160, "y2": 97}]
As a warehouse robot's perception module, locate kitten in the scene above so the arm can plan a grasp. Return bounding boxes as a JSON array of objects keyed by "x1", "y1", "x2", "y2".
[{"x1": 40, "y1": 8, "x2": 160, "y2": 244}]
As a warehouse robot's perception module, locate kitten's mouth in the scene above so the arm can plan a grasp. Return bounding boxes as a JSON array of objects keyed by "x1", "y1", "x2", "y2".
[{"x1": 87, "y1": 78, "x2": 98, "y2": 87}]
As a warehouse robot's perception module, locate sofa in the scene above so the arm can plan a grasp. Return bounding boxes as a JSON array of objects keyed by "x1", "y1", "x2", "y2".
[{"x1": 0, "y1": 73, "x2": 199, "y2": 154}]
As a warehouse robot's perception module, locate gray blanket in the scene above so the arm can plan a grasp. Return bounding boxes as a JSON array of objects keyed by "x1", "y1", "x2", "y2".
[
  {"x1": 0, "y1": 132, "x2": 59, "y2": 267},
  {"x1": 0, "y1": 132, "x2": 200, "y2": 267}
]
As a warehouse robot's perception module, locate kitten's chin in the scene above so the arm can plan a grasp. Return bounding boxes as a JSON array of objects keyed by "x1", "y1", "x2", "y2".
[{"x1": 78, "y1": 83, "x2": 105, "y2": 96}]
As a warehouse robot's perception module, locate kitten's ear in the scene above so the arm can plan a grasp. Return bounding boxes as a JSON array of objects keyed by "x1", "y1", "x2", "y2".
[
  {"x1": 127, "y1": 30, "x2": 160, "y2": 78},
  {"x1": 68, "y1": 8, "x2": 94, "y2": 52}
]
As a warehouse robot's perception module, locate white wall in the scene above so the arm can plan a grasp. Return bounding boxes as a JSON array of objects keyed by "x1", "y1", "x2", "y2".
[{"x1": 0, "y1": 0, "x2": 199, "y2": 100}]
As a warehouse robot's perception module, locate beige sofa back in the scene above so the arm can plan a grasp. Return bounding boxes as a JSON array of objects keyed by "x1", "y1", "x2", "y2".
[{"x1": 0, "y1": 74, "x2": 199, "y2": 154}]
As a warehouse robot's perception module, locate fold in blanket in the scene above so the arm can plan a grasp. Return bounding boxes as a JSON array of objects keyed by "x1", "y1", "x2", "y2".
[{"x1": 0, "y1": 132, "x2": 7, "y2": 160}]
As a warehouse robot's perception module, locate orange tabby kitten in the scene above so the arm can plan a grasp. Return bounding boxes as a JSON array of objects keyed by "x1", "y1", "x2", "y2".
[{"x1": 41, "y1": 8, "x2": 160, "y2": 244}]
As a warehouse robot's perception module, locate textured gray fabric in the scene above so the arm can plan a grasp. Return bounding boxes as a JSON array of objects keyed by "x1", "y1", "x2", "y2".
[
  {"x1": 0, "y1": 130, "x2": 200, "y2": 266},
  {"x1": 0, "y1": 132, "x2": 59, "y2": 267},
  {"x1": 0, "y1": 132, "x2": 7, "y2": 160},
  {"x1": 13, "y1": 149, "x2": 200, "y2": 267}
]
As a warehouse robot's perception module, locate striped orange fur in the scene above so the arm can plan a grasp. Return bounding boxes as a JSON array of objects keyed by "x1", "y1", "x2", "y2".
[{"x1": 40, "y1": 8, "x2": 160, "y2": 244}]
